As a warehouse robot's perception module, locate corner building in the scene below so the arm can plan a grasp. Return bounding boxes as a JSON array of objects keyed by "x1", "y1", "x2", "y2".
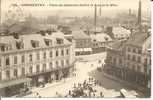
[{"x1": 0, "y1": 32, "x2": 75, "y2": 97}]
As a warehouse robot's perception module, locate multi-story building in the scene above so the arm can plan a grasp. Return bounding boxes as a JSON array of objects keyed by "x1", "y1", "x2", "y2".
[
  {"x1": 124, "y1": 31, "x2": 151, "y2": 88},
  {"x1": 0, "y1": 32, "x2": 75, "y2": 97},
  {"x1": 104, "y1": 31, "x2": 151, "y2": 89},
  {"x1": 72, "y1": 30, "x2": 92, "y2": 56},
  {"x1": 106, "y1": 26, "x2": 131, "y2": 40},
  {"x1": 90, "y1": 33, "x2": 113, "y2": 53},
  {"x1": 104, "y1": 40, "x2": 125, "y2": 79}
]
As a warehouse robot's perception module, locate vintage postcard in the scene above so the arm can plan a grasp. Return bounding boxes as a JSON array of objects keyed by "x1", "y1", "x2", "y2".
[{"x1": 0, "y1": 0, "x2": 151, "y2": 98}]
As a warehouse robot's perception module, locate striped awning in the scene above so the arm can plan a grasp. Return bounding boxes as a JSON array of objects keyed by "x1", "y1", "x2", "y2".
[{"x1": 75, "y1": 48, "x2": 92, "y2": 52}]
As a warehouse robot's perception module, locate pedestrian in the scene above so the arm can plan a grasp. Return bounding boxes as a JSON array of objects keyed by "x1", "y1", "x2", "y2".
[
  {"x1": 100, "y1": 92, "x2": 104, "y2": 97},
  {"x1": 69, "y1": 90, "x2": 71, "y2": 95},
  {"x1": 93, "y1": 93, "x2": 95, "y2": 97},
  {"x1": 38, "y1": 95, "x2": 42, "y2": 98},
  {"x1": 94, "y1": 80, "x2": 96, "y2": 86},
  {"x1": 96, "y1": 80, "x2": 99, "y2": 85},
  {"x1": 74, "y1": 83, "x2": 76, "y2": 88}
]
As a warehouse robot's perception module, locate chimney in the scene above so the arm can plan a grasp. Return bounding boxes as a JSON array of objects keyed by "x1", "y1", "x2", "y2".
[
  {"x1": 129, "y1": 9, "x2": 131, "y2": 15},
  {"x1": 138, "y1": 0, "x2": 142, "y2": 26},
  {"x1": 94, "y1": 4, "x2": 97, "y2": 33}
]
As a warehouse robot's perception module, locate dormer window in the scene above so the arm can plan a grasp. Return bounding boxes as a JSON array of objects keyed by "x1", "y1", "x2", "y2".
[
  {"x1": 13, "y1": 33, "x2": 19, "y2": 39},
  {"x1": 56, "y1": 38, "x2": 63, "y2": 45},
  {"x1": 16, "y1": 41, "x2": 24, "y2": 49},
  {"x1": 31, "y1": 40, "x2": 39, "y2": 48},
  {"x1": 0, "y1": 43, "x2": 8, "y2": 52},
  {"x1": 0, "y1": 45, "x2": 5, "y2": 52},
  {"x1": 44, "y1": 39, "x2": 52, "y2": 46}
]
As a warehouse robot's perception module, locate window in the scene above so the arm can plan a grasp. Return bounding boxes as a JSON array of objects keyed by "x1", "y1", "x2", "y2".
[
  {"x1": 6, "y1": 57, "x2": 10, "y2": 65},
  {"x1": 66, "y1": 60, "x2": 69, "y2": 65},
  {"x1": 44, "y1": 39, "x2": 52, "y2": 46},
  {"x1": 109, "y1": 57, "x2": 112, "y2": 62},
  {"x1": 14, "y1": 69, "x2": 18, "y2": 77},
  {"x1": 132, "y1": 55, "x2": 136, "y2": 61},
  {"x1": 61, "y1": 60, "x2": 64, "y2": 67},
  {"x1": 0, "y1": 58, "x2": 1, "y2": 67},
  {"x1": 43, "y1": 52, "x2": 46, "y2": 59},
  {"x1": 132, "y1": 65, "x2": 135, "y2": 71},
  {"x1": 127, "y1": 47, "x2": 131, "y2": 52},
  {"x1": 22, "y1": 68, "x2": 25, "y2": 76},
  {"x1": 50, "y1": 51, "x2": 52, "y2": 58},
  {"x1": 137, "y1": 66, "x2": 140, "y2": 72},
  {"x1": 133, "y1": 48, "x2": 136, "y2": 53},
  {"x1": 1, "y1": 46, "x2": 5, "y2": 52},
  {"x1": 50, "y1": 62, "x2": 53, "y2": 69},
  {"x1": 29, "y1": 54, "x2": 32, "y2": 62},
  {"x1": 113, "y1": 58, "x2": 116, "y2": 65},
  {"x1": 137, "y1": 56, "x2": 141, "y2": 63},
  {"x1": 43, "y1": 64, "x2": 46, "y2": 72},
  {"x1": 21, "y1": 55, "x2": 25, "y2": 63},
  {"x1": 56, "y1": 38, "x2": 63, "y2": 45},
  {"x1": 36, "y1": 65, "x2": 40, "y2": 73},
  {"x1": 144, "y1": 58, "x2": 147, "y2": 64},
  {"x1": 6, "y1": 70, "x2": 10, "y2": 79},
  {"x1": 56, "y1": 61, "x2": 59, "y2": 67},
  {"x1": 61, "y1": 50, "x2": 64, "y2": 56},
  {"x1": 144, "y1": 66, "x2": 147, "y2": 73},
  {"x1": 31, "y1": 40, "x2": 39, "y2": 48},
  {"x1": 127, "y1": 54, "x2": 130, "y2": 60},
  {"x1": 0, "y1": 72, "x2": 2, "y2": 80},
  {"x1": 16, "y1": 41, "x2": 23, "y2": 49},
  {"x1": 119, "y1": 59, "x2": 122, "y2": 64},
  {"x1": 14, "y1": 56, "x2": 17, "y2": 64},
  {"x1": 66, "y1": 49, "x2": 69, "y2": 55},
  {"x1": 37, "y1": 53, "x2": 40, "y2": 60},
  {"x1": 126, "y1": 62, "x2": 130, "y2": 67},
  {"x1": 56, "y1": 50, "x2": 58, "y2": 57},
  {"x1": 29, "y1": 66, "x2": 33, "y2": 73},
  {"x1": 138, "y1": 49, "x2": 142, "y2": 54}
]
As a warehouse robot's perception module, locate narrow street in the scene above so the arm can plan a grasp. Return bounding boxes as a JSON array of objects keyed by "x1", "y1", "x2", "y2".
[{"x1": 25, "y1": 52, "x2": 143, "y2": 97}]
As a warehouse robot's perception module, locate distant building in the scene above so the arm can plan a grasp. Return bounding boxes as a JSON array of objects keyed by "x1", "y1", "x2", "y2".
[
  {"x1": 104, "y1": 40, "x2": 125, "y2": 79},
  {"x1": 104, "y1": 31, "x2": 151, "y2": 89},
  {"x1": 124, "y1": 31, "x2": 151, "y2": 88},
  {"x1": 112, "y1": 27, "x2": 131, "y2": 39},
  {"x1": 106, "y1": 26, "x2": 131, "y2": 40},
  {"x1": 90, "y1": 33, "x2": 113, "y2": 53},
  {"x1": 0, "y1": 32, "x2": 75, "y2": 97},
  {"x1": 72, "y1": 30, "x2": 92, "y2": 56}
]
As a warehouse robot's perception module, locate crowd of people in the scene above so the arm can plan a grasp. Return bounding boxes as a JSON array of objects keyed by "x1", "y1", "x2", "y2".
[{"x1": 63, "y1": 77, "x2": 104, "y2": 98}]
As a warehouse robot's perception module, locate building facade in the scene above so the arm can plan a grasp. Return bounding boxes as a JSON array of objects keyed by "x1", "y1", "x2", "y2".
[
  {"x1": 104, "y1": 41, "x2": 125, "y2": 79},
  {"x1": 72, "y1": 30, "x2": 92, "y2": 56},
  {"x1": 104, "y1": 31, "x2": 151, "y2": 89},
  {"x1": 124, "y1": 32, "x2": 151, "y2": 88},
  {"x1": 0, "y1": 32, "x2": 75, "y2": 97},
  {"x1": 90, "y1": 33, "x2": 113, "y2": 53}
]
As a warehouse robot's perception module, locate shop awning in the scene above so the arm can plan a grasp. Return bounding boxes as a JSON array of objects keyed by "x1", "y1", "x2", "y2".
[
  {"x1": 75, "y1": 48, "x2": 92, "y2": 52},
  {"x1": 0, "y1": 78, "x2": 32, "y2": 89},
  {"x1": 75, "y1": 48, "x2": 83, "y2": 52}
]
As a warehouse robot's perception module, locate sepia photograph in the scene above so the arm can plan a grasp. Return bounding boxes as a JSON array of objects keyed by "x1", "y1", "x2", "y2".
[{"x1": 0, "y1": 0, "x2": 151, "y2": 98}]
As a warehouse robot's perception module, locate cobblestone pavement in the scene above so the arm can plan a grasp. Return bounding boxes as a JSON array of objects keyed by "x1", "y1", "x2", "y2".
[{"x1": 25, "y1": 52, "x2": 143, "y2": 98}]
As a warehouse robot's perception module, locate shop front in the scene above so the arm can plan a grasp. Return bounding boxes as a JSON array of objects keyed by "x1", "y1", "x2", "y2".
[
  {"x1": 75, "y1": 48, "x2": 92, "y2": 56},
  {"x1": 28, "y1": 72, "x2": 51, "y2": 87},
  {"x1": 0, "y1": 78, "x2": 31, "y2": 97}
]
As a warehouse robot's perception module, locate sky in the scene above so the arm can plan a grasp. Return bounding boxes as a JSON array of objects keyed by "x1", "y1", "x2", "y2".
[{"x1": 1, "y1": 0, "x2": 151, "y2": 21}]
